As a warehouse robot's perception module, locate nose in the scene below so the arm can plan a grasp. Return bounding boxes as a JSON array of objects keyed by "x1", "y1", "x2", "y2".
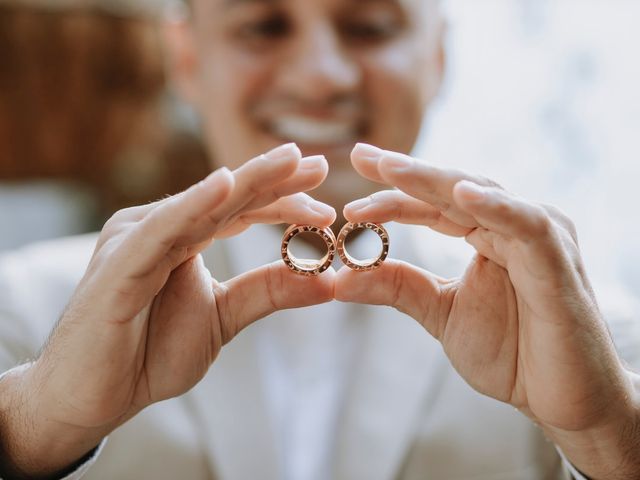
[{"x1": 275, "y1": 23, "x2": 361, "y2": 104}]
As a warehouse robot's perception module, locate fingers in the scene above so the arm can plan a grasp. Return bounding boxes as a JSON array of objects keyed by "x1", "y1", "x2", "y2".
[
  {"x1": 215, "y1": 262, "x2": 336, "y2": 343},
  {"x1": 191, "y1": 151, "x2": 329, "y2": 243},
  {"x1": 241, "y1": 155, "x2": 329, "y2": 212},
  {"x1": 103, "y1": 149, "x2": 325, "y2": 233},
  {"x1": 464, "y1": 228, "x2": 509, "y2": 268},
  {"x1": 541, "y1": 203, "x2": 579, "y2": 244},
  {"x1": 120, "y1": 142, "x2": 322, "y2": 253},
  {"x1": 453, "y1": 181, "x2": 579, "y2": 277},
  {"x1": 101, "y1": 144, "x2": 312, "y2": 281},
  {"x1": 195, "y1": 152, "x2": 331, "y2": 240},
  {"x1": 349, "y1": 144, "x2": 579, "y2": 270},
  {"x1": 335, "y1": 259, "x2": 450, "y2": 340},
  {"x1": 215, "y1": 193, "x2": 337, "y2": 239},
  {"x1": 351, "y1": 143, "x2": 500, "y2": 228},
  {"x1": 453, "y1": 181, "x2": 555, "y2": 243},
  {"x1": 181, "y1": 143, "x2": 299, "y2": 235},
  {"x1": 104, "y1": 166, "x2": 236, "y2": 280},
  {"x1": 212, "y1": 148, "x2": 326, "y2": 227},
  {"x1": 344, "y1": 190, "x2": 472, "y2": 238}
]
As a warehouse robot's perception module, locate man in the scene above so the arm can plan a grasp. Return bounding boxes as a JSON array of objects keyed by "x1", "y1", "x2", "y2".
[{"x1": 1, "y1": 0, "x2": 639, "y2": 479}]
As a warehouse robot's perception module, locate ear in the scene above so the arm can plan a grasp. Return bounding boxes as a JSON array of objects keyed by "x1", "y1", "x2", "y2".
[{"x1": 163, "y1": 13, "x2": 201, "y2": 105}]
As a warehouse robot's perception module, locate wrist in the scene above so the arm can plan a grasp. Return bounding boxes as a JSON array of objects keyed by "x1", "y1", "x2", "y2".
[
  {"x1": 545, "y1": 369, "x2": 640, "y2": 480},
  {"x1": 0, "y1": 363, "x2": 106, "y2": 479}
]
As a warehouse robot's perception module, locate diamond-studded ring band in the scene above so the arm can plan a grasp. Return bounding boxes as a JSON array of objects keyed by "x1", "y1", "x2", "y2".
[
  {"x1": 281, "y1": 225, "x2": 337, "y2": 276},
  {"x1": 337, "y1": 222, "x2": 389, "y2": 272}
]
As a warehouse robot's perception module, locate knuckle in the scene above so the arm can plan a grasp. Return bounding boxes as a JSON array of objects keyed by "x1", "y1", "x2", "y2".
[
  {"x1": 143, "y1": 206, "x2": 164, "y2": 227},
  {"x1": 389, "y1": 199, "x2": 404, "y2": 220},
  {"x1": 562, "y1": 217, "x2": 579, "y2": 243},
  {"x1": 264, "y1": 263, "x2": 281, "y2": 312},
  {"x1": 269, "y1": 185, "x2": 289, "y2": 203},
  {"x1": 391, "y1": 263, "x2": 404, "y2": 307},
  {"x1": 477, "y1": 174, "x2": 503, "y2": 190},
  {"x1": 434, "y1": 198, "x2": 453, "y2": 215},
  {"x1": 492, "y1": 198, "x2": 514, "y2": 219},
  {"x1": 544, "y1": 203, "x2": 579, "y2": 241},
  {"x1": 103, "y1": 208, "x2": 130, "y2": 232},
  {"x1": 528, "y1": 205, "x2": 555, "y2": 237},
  {"x1": 95, "y1": 226, "x2": 128, "y2": 261},
  {"x1": 204, "y1": 212, "x2": 223, "y2": 231},
  {"x1": 213, "y1": 283, "x2": 236, "y2": 345},
  {"x1": 246, "y1": 177, "x2": 265, "y2": 198}
]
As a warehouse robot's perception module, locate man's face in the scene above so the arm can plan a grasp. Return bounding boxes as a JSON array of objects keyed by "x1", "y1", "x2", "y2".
[{"x1": 177, "y1": 0, "x2": 445, "y2": 210}]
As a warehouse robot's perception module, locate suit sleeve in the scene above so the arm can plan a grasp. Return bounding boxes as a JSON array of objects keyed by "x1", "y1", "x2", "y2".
[
  {"x1": 556, "y1": 446, "x2": 590, "y2": 480},
  {"x1": 0, "y1": 237, "x2": 100, "y2": 479},
  {"x1": 0, "y1": 236, "x2": 96, "y2": 373}
]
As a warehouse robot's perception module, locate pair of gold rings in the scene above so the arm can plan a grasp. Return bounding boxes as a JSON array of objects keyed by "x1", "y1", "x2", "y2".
[{"x1": 281, "y1": 222, "x2": 390, "y2": 276}]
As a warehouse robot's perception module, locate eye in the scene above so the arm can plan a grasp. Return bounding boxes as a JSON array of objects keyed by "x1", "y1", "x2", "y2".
[
  {"x1": 342, "y1": 14, "x2": 404, "y2": 44},
  {"x1": 236, "y1": 15, "x2": 290, "y2": 43}
]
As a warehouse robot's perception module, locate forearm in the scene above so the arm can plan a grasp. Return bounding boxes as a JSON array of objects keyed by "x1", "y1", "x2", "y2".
[
  {"x1": 546, "y1": 370, "x2": 640, "y2": 480},
  {"x1": 0, "y1": 363, "x2": 107, "y2": 479}
]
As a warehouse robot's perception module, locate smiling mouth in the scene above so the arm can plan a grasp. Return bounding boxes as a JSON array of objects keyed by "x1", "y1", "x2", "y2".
[{"x1": 263, "y1": 115, "x2": 365, "y2": 149}]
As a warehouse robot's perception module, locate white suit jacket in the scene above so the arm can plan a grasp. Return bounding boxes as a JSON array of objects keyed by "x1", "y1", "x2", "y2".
[{"x1": 1, "y1": 224, "x2": 638, "y2": 480}]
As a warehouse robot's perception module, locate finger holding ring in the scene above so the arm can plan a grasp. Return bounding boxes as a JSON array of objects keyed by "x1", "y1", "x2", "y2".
[
  {"x1": 337, "y1": 222, "x2": 389, "y2": 272},
  {"x1": 281, "y1": 225, "x2": 337, "y2": 276}
]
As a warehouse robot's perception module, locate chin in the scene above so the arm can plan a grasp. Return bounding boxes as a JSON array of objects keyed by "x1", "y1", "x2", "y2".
[
  {"x1": 313, "y1": 172, "x2": 379, "y2": 208},
  {"x1": 299, "y1": 142, "x2": 355, "y2": 160}
]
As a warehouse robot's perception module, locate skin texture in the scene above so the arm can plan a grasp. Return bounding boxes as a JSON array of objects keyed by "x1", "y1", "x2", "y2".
[
  {"x1": 2, "y1": 0, "x2": 447, "y2": 475},
  {"x1": 337, "y1": 144, "x2": 640, "y2": 479},
  {"x1": 1, "y1": 0, "x2": 639, "y2": 479},
  {"x1": 0, "y1": 145, "x2": 339, "y2": 477}
]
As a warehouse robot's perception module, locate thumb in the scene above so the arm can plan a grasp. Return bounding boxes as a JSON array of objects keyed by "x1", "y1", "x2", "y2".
[
  {"x1": 334, "y1": 259, "x2": 448, "y2": 340},
  {"x1": 215, "y1": 261, "x2": 336, "y2": 343}
]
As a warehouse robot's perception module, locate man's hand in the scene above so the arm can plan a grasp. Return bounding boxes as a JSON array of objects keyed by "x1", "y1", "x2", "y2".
[
  {"x1": 336, "y1": 143, "x2": 640, "y2": 480},
  {"x1": 0, "y1": 143, "x2": 336, "y2": 478}
]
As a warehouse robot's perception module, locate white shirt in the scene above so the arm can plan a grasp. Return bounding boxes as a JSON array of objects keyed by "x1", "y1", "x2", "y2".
[
  {"x1": 232, "y1": 226, "x2": 364, "y2": 480},
  {"x1": 0, "y1": 223, "x2": 605, "y2": 480}
]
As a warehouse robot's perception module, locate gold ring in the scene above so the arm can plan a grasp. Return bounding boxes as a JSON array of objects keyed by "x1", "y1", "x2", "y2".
[
  {"x1": 281, "y1": 225, "x2": 336, "y2": 276},
  {"x1": 337, "y1": 222, "x2": 389, "y2": 271}
]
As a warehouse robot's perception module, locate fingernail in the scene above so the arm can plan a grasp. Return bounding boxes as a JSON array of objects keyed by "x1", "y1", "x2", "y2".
[
  {"x1": 352, "y1": 143, "x2": 383, "y2": 161},
  {"x1": 345, "y1": 197, "x2": 371, "y2": 212},
  {"x1": 380, "y1": 153, "x2": 412, "y2": 172},
  {"x1": 265, "y1": 143, "x2": 301, "y2": 165},
  {"x1": 309, "y1": 201, "x2": 336, "y2": 218},
  {"x1": 457, "y1": 180, "x2": 486, "y2": 202},
  {"x1": 300, "y1": 155, "x2": 327, "y2": 170},
  {"x1": 204, "y1": 166, "x2": 231, "y2": 186}
]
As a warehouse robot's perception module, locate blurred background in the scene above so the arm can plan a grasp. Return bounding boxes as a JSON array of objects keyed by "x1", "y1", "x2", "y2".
[
  {"x1": 415, "y1": 0, "x2": 640, "y2": 300},
  {"x1": 1, "y1": 0, "x2": 639, "y2": 297},
  {"x1": 0, "y1": 0, "x2": 210, "y2": 249}
]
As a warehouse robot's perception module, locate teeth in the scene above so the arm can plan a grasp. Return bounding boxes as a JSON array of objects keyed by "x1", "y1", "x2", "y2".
[{"x1": 270, "y1": 116, "x2": 357, "y2": 146}]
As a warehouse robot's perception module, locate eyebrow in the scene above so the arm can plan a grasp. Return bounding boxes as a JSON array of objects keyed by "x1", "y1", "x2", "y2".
[
  {"x1": 352, "y1": 0, "x2": 405, "y2": 5},
  {"x1": 223, "y1": 0, "x2": 281, "y2": 8},
  {"x1": 222, "y1": 0, "x2": 406, "y2": 7}
]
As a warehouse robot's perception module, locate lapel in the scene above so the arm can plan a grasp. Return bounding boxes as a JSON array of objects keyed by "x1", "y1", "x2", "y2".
[
  {"x1": 333, "y1": 225, "x2": 472, "y2": 480},
  {"x1": 332, "y1": 306, "x2": 449, "y2": 480},
  {"x1": 184, "y1": 238, "x2": 281, "y2": 480},
  {"x1": 184, "y1": 224, "x2": 474, "y2": 480}
]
